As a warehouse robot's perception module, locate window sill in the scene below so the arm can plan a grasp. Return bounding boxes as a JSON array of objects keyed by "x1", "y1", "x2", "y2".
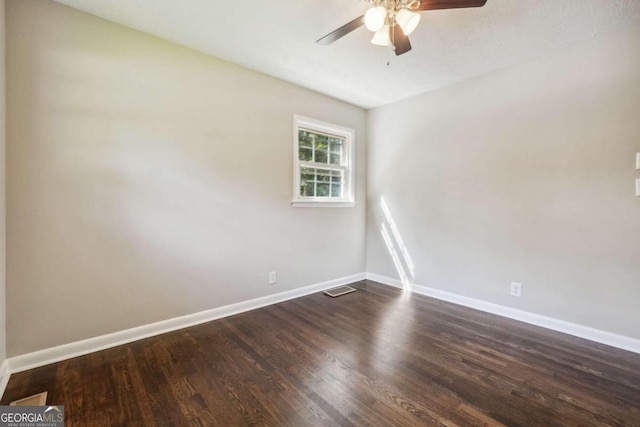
[{"x1": 291, "y1": 201, "x2": 356, "y2": 208}]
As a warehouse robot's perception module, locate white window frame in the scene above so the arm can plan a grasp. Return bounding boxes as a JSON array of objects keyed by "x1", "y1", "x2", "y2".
[{"x1": 292, "y1": 115, "x2": 355, "y2": 207}]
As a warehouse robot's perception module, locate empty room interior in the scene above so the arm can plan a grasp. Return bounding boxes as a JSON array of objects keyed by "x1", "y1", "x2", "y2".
[{"x1": 0, "y1": 0, "x2": 639, "y2": 425}]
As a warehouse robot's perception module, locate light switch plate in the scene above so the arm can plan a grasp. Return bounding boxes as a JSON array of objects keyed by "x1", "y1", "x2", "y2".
[
  {"x1": 636, "y1": 179, "x2": 640, "y2": 197},
  {"x1": 636, "y1": 153, "x2": 640, "y2": 170}
]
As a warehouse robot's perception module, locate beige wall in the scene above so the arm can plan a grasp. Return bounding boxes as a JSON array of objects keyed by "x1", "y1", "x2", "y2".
[
  {"x1": 0, "y1": 0, "x2": 6, "y2": 363},
  {"x1": 6, "y1": 0, "x2": 366, "y2": 356},
  {"x1": 366, "y1": 25, "x2": 640, "y2": 339}
]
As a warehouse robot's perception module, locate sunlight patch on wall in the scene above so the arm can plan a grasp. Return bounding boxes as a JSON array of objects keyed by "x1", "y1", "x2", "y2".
[
  {"x1": 379, "y1": 196, "x2": 415, "y2": 290},
  {"x1": 380, "y1": 196, "x2": 415, "y2": 278},
  {"x1": 381, "y1": 223, "x2": 408, "y2": 288}
]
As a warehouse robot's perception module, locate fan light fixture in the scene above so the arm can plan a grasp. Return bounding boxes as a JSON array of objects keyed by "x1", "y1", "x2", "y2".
[
  {"x1": 396, "y1": 8, "x2": 420, "y2": 35},
  {"x1": 316, "y1": 0, "x2": 488, "y2": 57},
  {"x1": 364, "y1": 1, "x2": 422, "y2": 47},
  {"x1": 371, "y1": 25, "x2": 391, "y2": 46},
  {"x1": 364, "y1": 6, "x2": 386, "y2": 32}
]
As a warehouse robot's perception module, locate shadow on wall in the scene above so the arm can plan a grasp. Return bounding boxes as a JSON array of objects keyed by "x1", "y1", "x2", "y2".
[{"x1": 378, "y1": 196, "x2": 415, "y2": 290}]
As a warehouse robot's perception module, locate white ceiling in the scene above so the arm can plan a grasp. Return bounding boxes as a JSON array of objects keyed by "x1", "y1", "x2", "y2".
[{"x1": 53, "y1": 0, "x2": 640, "y2": 109}]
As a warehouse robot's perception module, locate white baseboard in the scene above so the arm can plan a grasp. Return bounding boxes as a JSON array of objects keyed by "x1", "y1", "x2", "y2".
[
  {"x1": 0, "y1": 360, "x2": 9, "y2": 400},
  {"x1": 365, "y1": 273, "x2": 640, "y2": 355},
  {"x1": 7, "y1": 270, "x2": 639, "y2": 378},
  {"x1": 7, "y1": 273, "x2": 366, "y2": 374},
  {"x1": 366, "y1": 273, "x2": 405, "y2": 289}
]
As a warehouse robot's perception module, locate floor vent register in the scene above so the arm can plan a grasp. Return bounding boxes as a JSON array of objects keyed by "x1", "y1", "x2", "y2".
[{"x1": 324, "y1": 286, "x2": 356, "y2": 297}]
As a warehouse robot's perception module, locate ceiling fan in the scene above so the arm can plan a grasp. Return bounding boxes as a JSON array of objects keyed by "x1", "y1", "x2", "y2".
[{"x1": 317, "y1": 0, "x2": 487, "y2": 56}]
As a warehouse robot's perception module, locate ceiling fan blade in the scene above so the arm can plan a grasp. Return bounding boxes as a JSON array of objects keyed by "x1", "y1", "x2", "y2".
[
  {"x1": 393, "y1": 25, "x2": 412, "y2": 56},
  {"x1": 415, "y1": 0, "x2": 487, "y2": 11},
  {"x1": 316, "y1": 15, "x2": 364, "y2": 45}
]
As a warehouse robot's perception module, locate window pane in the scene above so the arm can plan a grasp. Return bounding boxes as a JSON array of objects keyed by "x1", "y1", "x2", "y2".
[
  {"x1": 301, "y1": 171, "x2": 315, "y2": 183},
  {"x1": 329, "y1": 138, "x2": 344, "y2": 153},
  {"x1": 317, "y1": 183, "x2": 330, "y2": 197},
  {"x1": 315, "y1": 149, "x2": 328, "y2": 164},
  {"x1": 299, "y1": 148, "x2": 312, "y2": 161},
  {"x1": 299, "y1": 147, "x2": 313, "y2": 161},
  {"x1": 300, "y1": 167, "x2": 315, "y2": 197},
  {"x1": 315, "y1": 134, "x2": 329, "y2": 150},
  {"x1": 331, "y1": 183, "x2": 342, "y2": 198},
  {"x1": 329, "y1": 153, "x2": 341, "y2": 165},
  {"x1": 317, "y1": 170, "x2": 331, "y2": 182},
  {"x1": 299, "y1": 130, "x2": 312, "y2": 148},
  {"x1": 301, "y1": 183, "x2": 314, "y2": 197}
]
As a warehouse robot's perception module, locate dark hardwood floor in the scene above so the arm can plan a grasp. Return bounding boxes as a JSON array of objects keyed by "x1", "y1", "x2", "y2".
[{"x1": 3, "y1": 280, "x2": 640, "y2": 426}]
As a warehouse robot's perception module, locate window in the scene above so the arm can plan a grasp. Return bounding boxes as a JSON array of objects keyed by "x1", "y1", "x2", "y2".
[{"x1": 293, "y1": 115, "x2": 355, "y2": 207}]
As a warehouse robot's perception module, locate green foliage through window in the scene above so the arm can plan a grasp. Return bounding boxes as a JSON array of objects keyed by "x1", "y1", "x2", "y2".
[
  {"x1": 298, "y1": 129, "x2": 346, "y2": 199},
  {"x1": 294, "y1": 117, "x2": 353, "y2": 204},
  {"x1": 299, "y1": 167, "x2": 343, "y2": 199},
  {"x1": 298, "y1": 129, "x2": 344, "y2": 166}
]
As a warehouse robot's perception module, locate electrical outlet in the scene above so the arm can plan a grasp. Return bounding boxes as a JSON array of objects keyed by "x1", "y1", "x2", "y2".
[
  {"x1": 268, "y1": 271, "x2": 277, "y2": 285},
  {"x1": 636, "y1": 179, "x2": 640, "y2": 197},
  {"x1": 510, "y1": 282, "x2": 522, "y2": 297}
]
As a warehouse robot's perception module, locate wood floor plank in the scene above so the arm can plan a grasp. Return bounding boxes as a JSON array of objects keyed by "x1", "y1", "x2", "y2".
[{"x1": 2, "y1": 280, "x2": 639, "y2": 426}]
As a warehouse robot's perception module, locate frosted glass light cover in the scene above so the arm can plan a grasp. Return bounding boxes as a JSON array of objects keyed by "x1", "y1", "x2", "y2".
[
  {"x1": 396, "y1": 8, "x2": 420, "y2": 35},
  {"x1": 371, "y1": 25, "x2": 391, "y2": 46},
  {"x1": 364, "y1": 6, "x2": 386, "y2": 32}
]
